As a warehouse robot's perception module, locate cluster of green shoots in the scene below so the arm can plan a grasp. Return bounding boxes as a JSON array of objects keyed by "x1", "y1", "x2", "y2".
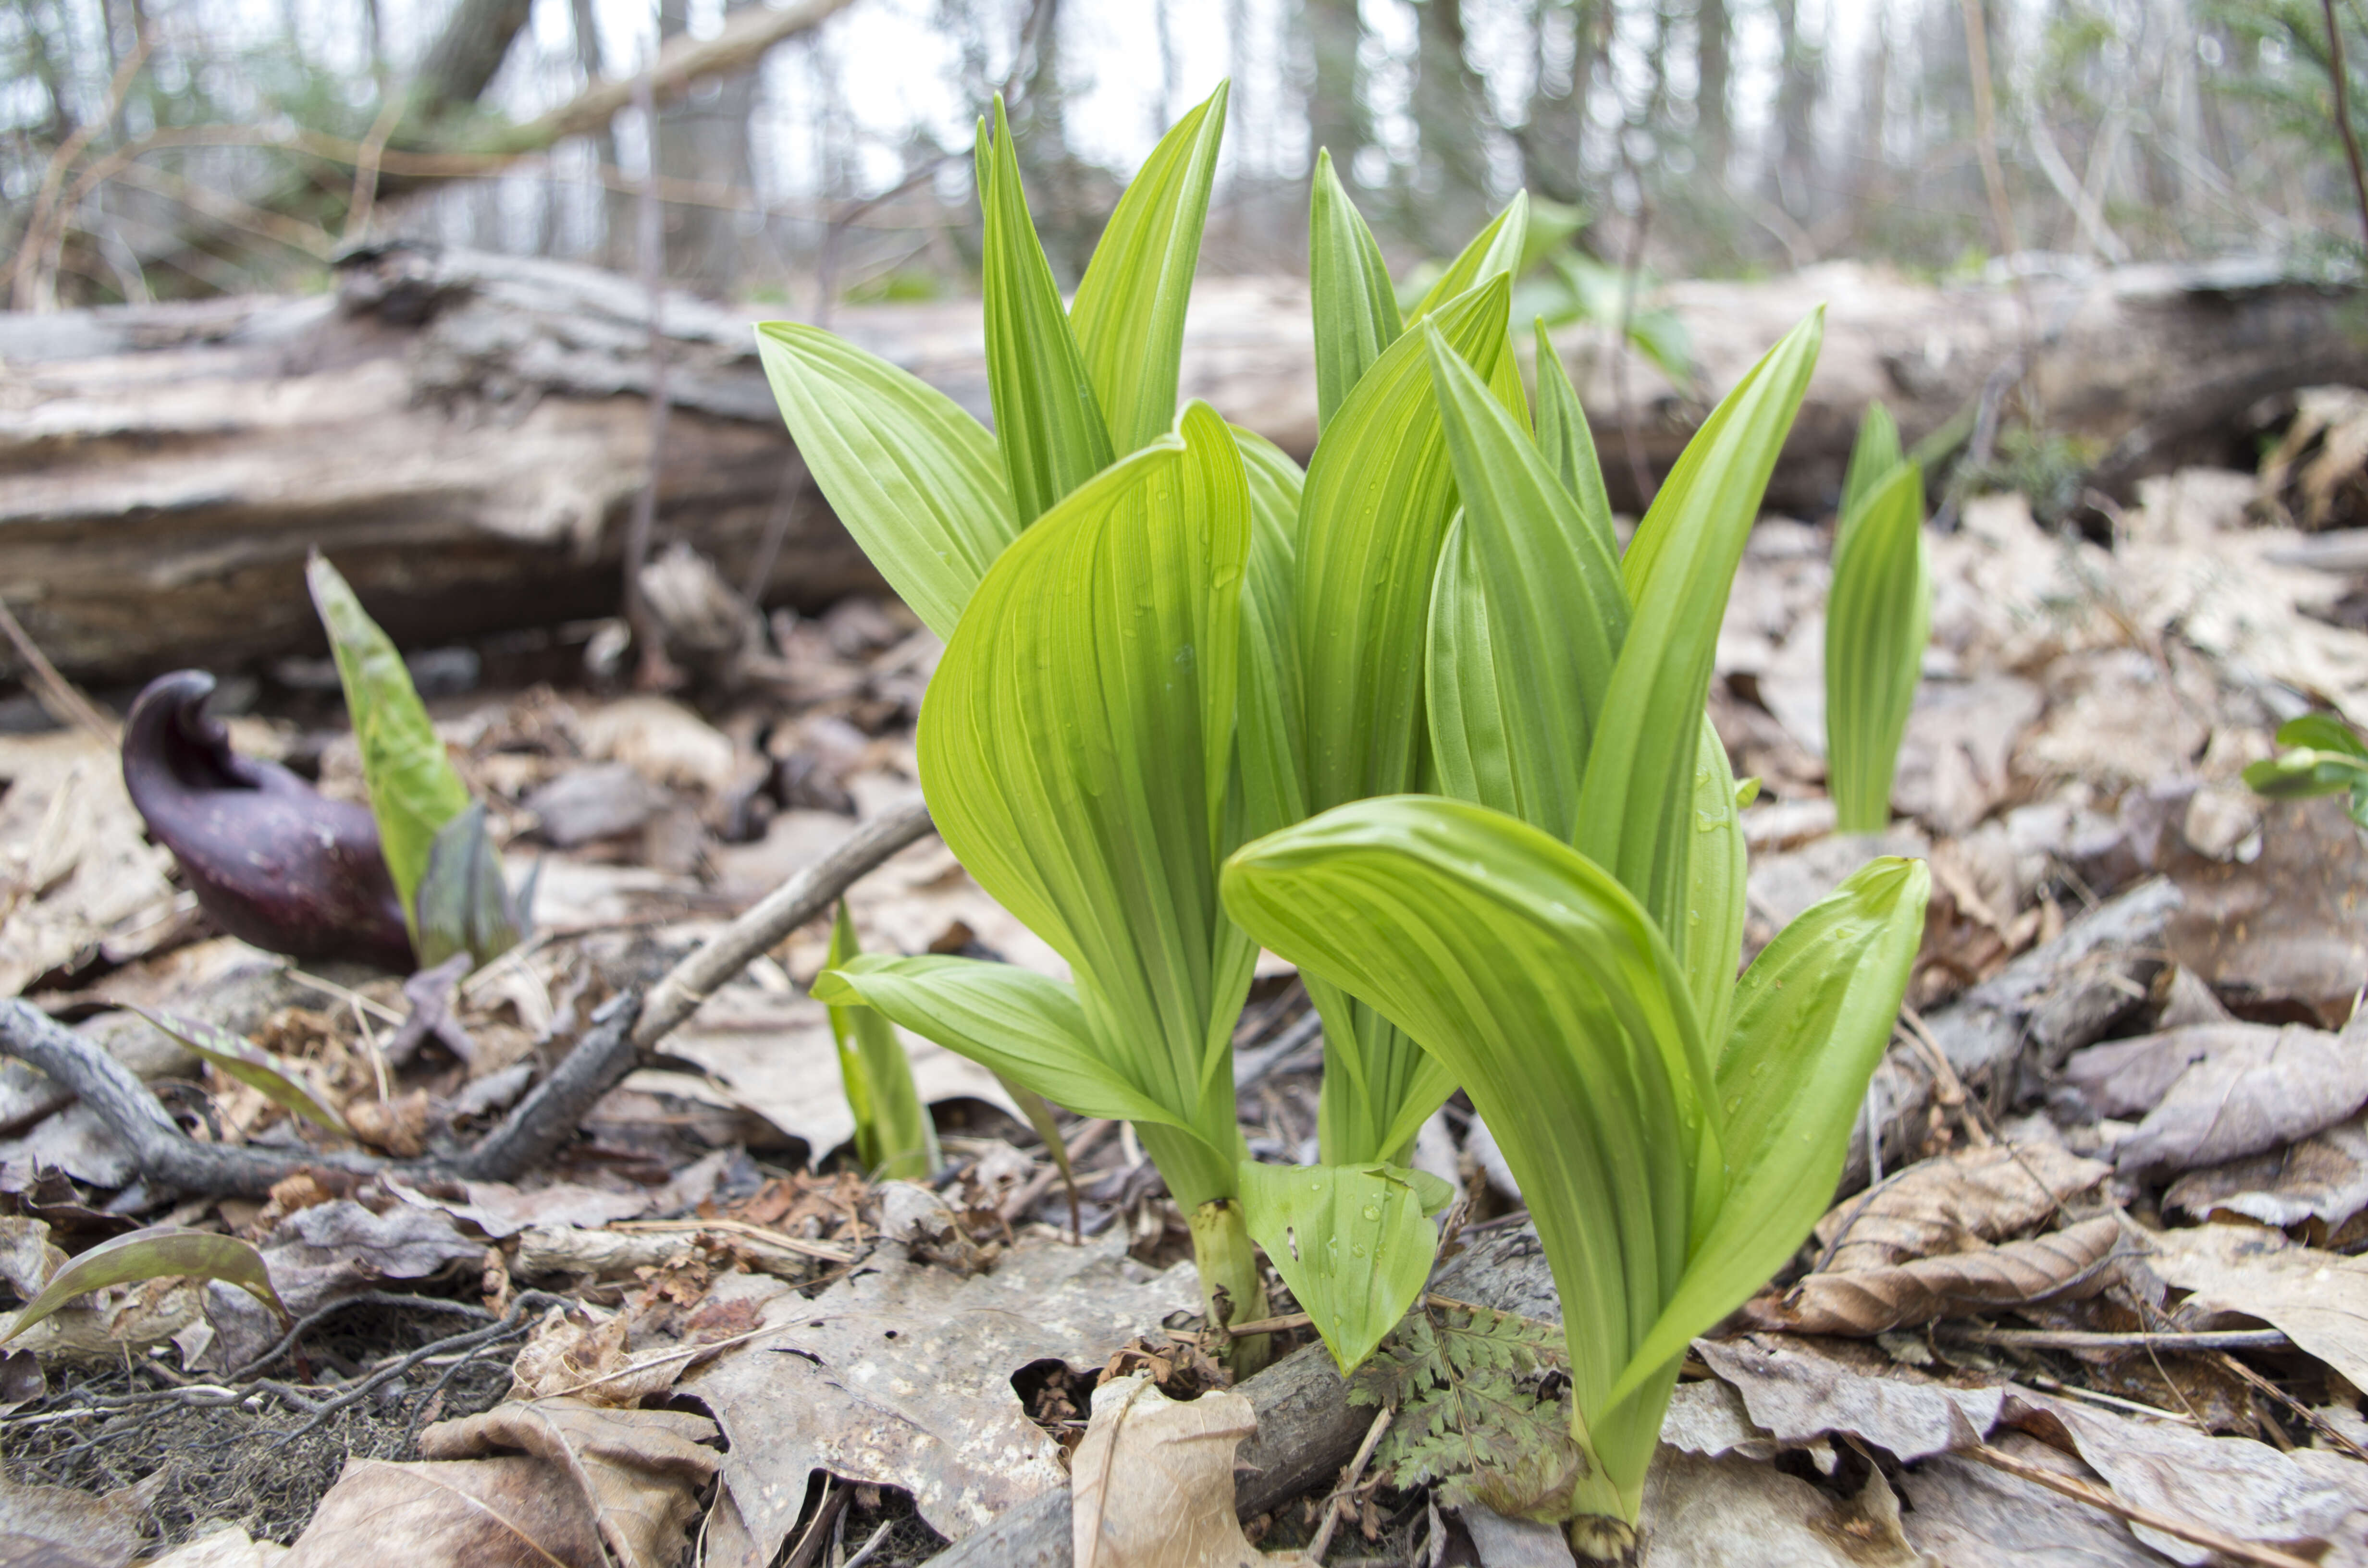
[{"x1": 759, "y1": 85, "x2": 1929, "y2": 1536}]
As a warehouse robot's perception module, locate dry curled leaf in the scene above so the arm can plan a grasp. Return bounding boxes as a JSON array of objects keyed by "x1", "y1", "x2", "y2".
[
  {"x1": 418, "y1": 1397, "x2": 719, "y2": 1568},
  {"x1": 1635, "y1": 1448, "x2": 1926, "y2": 1568},
  {"x1": 1814, "y1": 1143, "x2": 2111, "y2": 1273},
  {"x1": 280, "y1": 1456, "x2": 604, "y2": 1568},
  {"x1": 0, "y1": 1472, "x2": 162, "y2": 1568},
  {"x1": 1741, "y1": 1215, "x2": 2124, "y2": 1335},
  {"x1": 2144, "y1": 1222, "x2": 2368, "y2": 1392},
  {"x1": 508, "y1": 1303, "x2": 682, "y2": 1407},
  {"x1": 1694, "y1": 1335, "x2": 2007, "y2": 1464},
  {"x1": 2166, "y1": 1113, "x2": 2368, "y2": 1243},
  {"x1": 2065, "y1": 1020, "x2": 2368, "y2": 1175},
  {"x1": 1072, "y1": 1375, "x2": 1314, "y2": 1568}
]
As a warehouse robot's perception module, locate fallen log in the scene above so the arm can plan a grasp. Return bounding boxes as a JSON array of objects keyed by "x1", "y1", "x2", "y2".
[{"x1": 4, "y1": 245, "x2": 2357, "y2": 683}]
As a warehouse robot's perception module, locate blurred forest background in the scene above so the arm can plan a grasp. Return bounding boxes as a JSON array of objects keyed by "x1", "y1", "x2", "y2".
[{"x1": 6, "y1": 0, "x2": 2365, "y2": 313}]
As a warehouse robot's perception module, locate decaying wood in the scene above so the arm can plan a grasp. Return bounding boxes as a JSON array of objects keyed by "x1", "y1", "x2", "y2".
[
  {"x1": 1844, "y1": 877, "x2": 2181, "y2": 1191},
  {"x1": 933, "y1": 1225, "x2": 1561, "y2": 1568},
  {"x1": 6, "y1": 248, "x2": 2361, "y2": 683}
]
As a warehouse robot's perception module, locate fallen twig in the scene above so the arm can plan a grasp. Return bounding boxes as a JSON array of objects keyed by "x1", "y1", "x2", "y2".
[
  {"x1": 634, "y1": 796, "x2": 934, "y2": 1050},
  {"x1": 233, "y1": 1289, "x2": 498, "y2": 1380},
  {"x1": 1308, "y1": 1405, "x2": 1392, "y2": 1562},
  {"x1": 1963, "y1": 1440, "x2": 2319, "y2": 1568},
  {"x1": 268, "y1": 1292, "x2": 563, "y2": 1448},
  {"x1": 0, "y1": 992, "x2": 641, "y2": 1197},
  {"x1": 1938, "y1": 1325, "x2": 2290, "y2": 1352}
]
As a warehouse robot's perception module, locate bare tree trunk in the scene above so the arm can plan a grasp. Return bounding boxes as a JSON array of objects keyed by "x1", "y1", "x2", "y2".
[
  {"x1": 1698, "y1": 0, "x2": 1731, "y2": 183},
  {"x1": 413, "y1": 0, "x2": 537, "y2": 125},
  {"x1": 1408, "y1": 0, "x2": 1493, "y2": 248},
  {"x1": 1769, "y1": 0, "x2": 1823, "y2": 220},
  {"x1": 1520, "y1": 0, "x2": 1593, "y2": 207},
  {"x1": 1303, "y1": 0, "x2": 1370, "y2": 180}
]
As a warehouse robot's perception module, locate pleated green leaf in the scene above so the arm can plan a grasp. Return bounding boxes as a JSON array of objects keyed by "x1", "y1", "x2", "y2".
[
  {"x1": 2245, "y1": 715, "x2": 2368, "y2": 832},
  {"x1": 1611, "y1": 857, "x2": 1928, "y2": 1410},
  {"x1": 1423, "y1": 321, "x2": 1628, "y2": 841},
  {"x1": 1530, "y1": 317, "x2": 1617, "y2": 562},
  {"x1": 813, "y1": 954, "x2": 1189, "y2": 1134},
  {"x1": 1308, "y1": 149, "x2": 1404, "y2": 434},
  {"x1": 916, "y1": 401, "x2": 1254, "y2": 1197},
  {"x1": 1825, "y1": 460, "x2": 1931, "y2": 833},
  {"x1": 978, "y1": 99, "x2": 1113, "y2": 523},
  {"x1": 1233, "y1": 427, "x2": 1309, "y2": 844},
  {"x1": 1071, "y1": 83, "x2": 1229, "y2": 454},
  {"x1": 822, "y1": 905, "x2": 939, "y2": 1181},
  {"x1": 1407, "y1": 193, "x2": 1530, "y2": 323},
  {"x1": 1238, "y1": 1159, "x2": 1441, "y2": 1374},
  {"x1": 754, "y1": 322, "x2": 1016, "y2": 641},
  {"x1": 1294, "y1": 278, "x2": 1511, "y2": 1165},
  {"x1": 1838, "y1": 400, "x2": 1904, "y2": 536},
  {"x1": 307, "y1": 553, "x2": 470, "y2": 936},
  {"x1": 1222, "y1": 795, "x2": 1717, "y2": 1521},
  {"x1": 1296, "y1": 276, "x2": 1513, "y2": 812},
  {"x1": 1576, "y1": 312, "x2": 1823, "y2": 941},
  {"x1": 2272, "y1": 712, "x2": 2368, "y2": 760},
  {"x1": 1682, "y1": 717, "x2": 1749, "y2": 1051}
]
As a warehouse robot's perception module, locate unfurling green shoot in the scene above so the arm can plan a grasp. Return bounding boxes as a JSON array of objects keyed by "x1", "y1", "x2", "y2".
[
  {"x1": 1824, "y1": 402, "x2": 1933, "y2": 833},
  {"x1": 822, "y1": 902, "x2": 939, "y2": 1182},
  {"x1": 306, "y1": 554, "x2": 526, "y2": 969}
]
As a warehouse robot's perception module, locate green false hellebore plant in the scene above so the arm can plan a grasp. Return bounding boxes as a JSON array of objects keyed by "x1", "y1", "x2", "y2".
[
  {"x1": 758, "y1": 83, "x2": 1538, "y2": 1369},
  {"x1": 1220, "y1": 312, "x2": 1932, "y2": 1536}
]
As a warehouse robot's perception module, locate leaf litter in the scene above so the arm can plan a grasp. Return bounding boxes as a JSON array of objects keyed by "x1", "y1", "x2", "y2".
[{"x1": 5, "y1": 455, "x2": 2368, "y2": 1564}]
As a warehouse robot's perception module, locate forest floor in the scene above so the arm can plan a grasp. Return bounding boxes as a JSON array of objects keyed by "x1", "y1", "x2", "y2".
[{"x1": 4, "y1": 448, "x2": 2368, "y2": 1567}]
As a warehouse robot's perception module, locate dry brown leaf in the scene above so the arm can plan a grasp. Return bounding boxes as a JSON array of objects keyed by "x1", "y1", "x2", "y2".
[
  {"x1": 1635, "y1": 1447, "x2": 1925, "y2": 1568},
  {"x1": 1657, "y1": 1379, "x2": 1782, "y2": 1464},
  {"x1": 2165, "y1": 1114, "x2": 2368, "y2": 1243},
  {"x1": 2021, "y1": 1396, "x2": 2368, "y2": 1567},
  {"x1": 1894, "y1": 1432, "x2": 2175, "y2": 1567},
  {"x1": 1458, "y1": 1503, "x2": 1578, "y2": 1568},
  {"x1": 1741, "y1": 1215, "x2": 2124, "y2": 1336},
  {"x1": 134, "y1": 1524, "x2": 290, "y2": 1567},
  {"x1": 197, "y1": 1198, "x2": 485, "y2": 1371},
  {"x1": 1814, "y1": 1144, "x2": 2112, "y2": 1273},
  {"x1": 418, "y1": 1397, "x2": 718, "y2": 1568},
  {"x1": 507, "y1": 1303, "x2": 682, "y2": 1407},
  {"x1": 1694, "y1": 1336, "x2": 2007, "y2": 1463},
  {"x1": 2163, "y1": 796, "x2": 2368, "y2": 1029},
  {"x1": 2144, "y1": 1223, "x2": 2368, "y2": 1392},
  {"x1": 2065, "y1": 1021, "x2": 2368, "y2": 1175},
  {"x1": 1071, "y1": 1375, "x2": 1314, "y2": 1568},
  {"x1": 279, "y1": 1455, "x2": 604, "y2": 1568},
  {"x1": 1893, "y1": 674, "x2": 2046, "y2": 836},
  {"x1": 0, "y1": 1472, "x2": 162, "y2": 1568},
  {"x1": 677, "y1": 1226, "x2": 1200, "y2": 1558},
  {"x1": 0, "y1": 735, "x2": 178, "y2": 999}
]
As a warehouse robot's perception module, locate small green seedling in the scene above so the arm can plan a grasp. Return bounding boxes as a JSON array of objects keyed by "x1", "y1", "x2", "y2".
[
  {"x1": 1824, "y1": 402, "x2": 1932, "y2": 833},
  {"x1": 308, "y1": 554, "x2": 527, "y2": 969},
  {"x1": 822, "y1": 902, "x2": 939, "y2": 1182},
  {"x1": 2245, "y1": 712, "x2": 2368, "y2": 832}
]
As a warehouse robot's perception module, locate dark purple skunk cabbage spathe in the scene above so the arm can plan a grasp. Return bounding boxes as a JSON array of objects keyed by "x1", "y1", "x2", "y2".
[{"x1": 122, "y1": 670, "x2": 415, "y2": 971}]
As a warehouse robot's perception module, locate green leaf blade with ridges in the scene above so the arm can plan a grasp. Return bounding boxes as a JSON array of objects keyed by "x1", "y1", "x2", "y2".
[
  {"x1": 754, "y1": 322, "x2": 1017, "y2": 641},
  {"x1": 1838, "y1": 399, "x2": 1904, "y2": 537},
  {"x1": 1530, "y1": 317, "x2": 1617, "y2": 562},
  {"x1": 1611, "y1": 855, "x2": 1928, "y2": 1411},
  {"x1": 1308, "y1": 149, "x2": 1405, "y2": 434},
  {"x1": 1422, "y1": 320, "x2": 1628, "y2": 842},
  {"x1": 1070, "y1": 82, "x2": 1230, "y2": 454},
  {"x1": 978, "y1": 99, "x2": 1114, "y2": 523},
  {"x1": 823, "y1": 904, "x2": 940, "y2": 1182},
  {"x1": 1576, "y1": 310, "x2": 1823, "y2": 943},
  {"x1": 1825, "y1": 460, "x2": 1931, "y2": 833},
  {"x1": 1407, "y1": 193, "x2": 1530, "y2": 324},
  {"x1": 915, "y1": 402, "x2": 1252, "y2": 1188},
  {"x1": 1222, "y1": 794, "x2": 1716, "y2": 1521},
  {"x1": 1238, "y1": 1159, "x2": 1441, "y2": 1375}
]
